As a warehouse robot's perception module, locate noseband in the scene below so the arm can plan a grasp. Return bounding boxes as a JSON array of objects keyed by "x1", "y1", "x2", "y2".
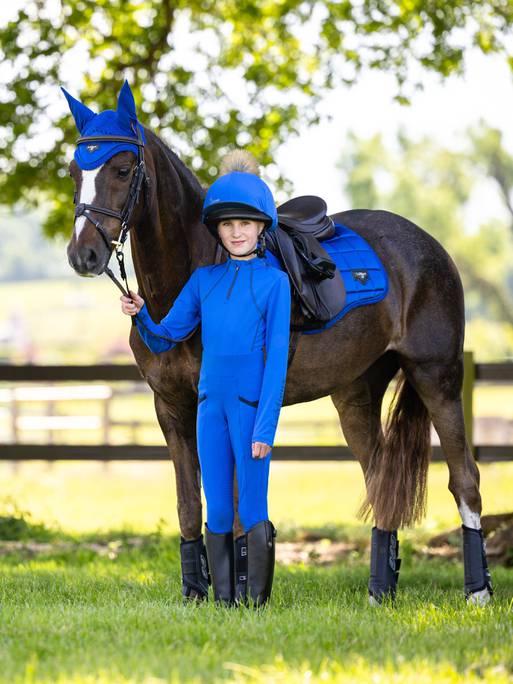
[{"x1": 73, "y1": 125, "x2": 150, "y2": 303}]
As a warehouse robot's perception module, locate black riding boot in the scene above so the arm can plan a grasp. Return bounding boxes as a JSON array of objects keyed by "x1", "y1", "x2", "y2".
[
  {"x1": 246, "y1": 520, "x2": 276, "y2": 607},
  {"x1": 204, "y1": 525, "x2": 235, "y2": 605},
  {"x1": 234, "y1": 533, "x2": 248, "y2": 604}
]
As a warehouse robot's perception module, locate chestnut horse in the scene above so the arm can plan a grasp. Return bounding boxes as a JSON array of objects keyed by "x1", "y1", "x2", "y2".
[{"x1": 66, "y1": 122, "x2": 492, "y2": 606}]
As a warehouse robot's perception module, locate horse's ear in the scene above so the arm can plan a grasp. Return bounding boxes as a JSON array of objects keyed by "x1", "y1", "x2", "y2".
[
  {"x1": 116, "y1": 80, "x2": 138, "y2": 131},
  {"x1": 61, "y1": 87, "x2": 95, "y2": 133}
]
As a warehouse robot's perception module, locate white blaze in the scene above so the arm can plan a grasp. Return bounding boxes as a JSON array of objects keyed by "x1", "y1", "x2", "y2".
[{"x1": 74, "y1": 167, "x2": 102, "y2": 238}]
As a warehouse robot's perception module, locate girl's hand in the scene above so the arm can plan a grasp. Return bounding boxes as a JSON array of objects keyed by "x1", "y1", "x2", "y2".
[
  {"x1": 120, "y1": 290, "x2": 144, "y2": 316},
  {"x1": 252, "y1": 441, "x2": 271, "y2": 459}
]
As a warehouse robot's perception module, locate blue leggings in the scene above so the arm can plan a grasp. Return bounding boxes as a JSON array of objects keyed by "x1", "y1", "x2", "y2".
[{"x1": 196, "y1": 350, "x2": 271, "y2": 533}]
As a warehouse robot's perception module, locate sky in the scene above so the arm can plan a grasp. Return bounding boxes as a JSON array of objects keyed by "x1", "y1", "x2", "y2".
[{"x1": 2, "y1": 2, "x2": 513, "y2": 229}]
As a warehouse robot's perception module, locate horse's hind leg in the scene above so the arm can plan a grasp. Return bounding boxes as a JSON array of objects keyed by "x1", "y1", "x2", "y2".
[
  {"x1": 401, "y1": 358, "x2": 493, "y2": 605},
  {"x1": 331, "y1": 351, "x2": 402, "y2": 605}
]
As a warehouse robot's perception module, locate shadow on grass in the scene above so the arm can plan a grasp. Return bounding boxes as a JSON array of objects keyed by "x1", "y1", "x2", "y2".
[
  {"x1": 1, "y1": 510, "x2": 512, "y2": 682},
  {"x1": 0, "y1": 529, "x2": 512, "y2": 682}
]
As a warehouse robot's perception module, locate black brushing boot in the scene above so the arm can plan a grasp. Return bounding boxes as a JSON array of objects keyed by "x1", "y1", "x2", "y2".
[
  {"x1": 234, "y1": 534, "x2": 248, "y2": 604},
  {"x1": 180, "y1": 535, "x2": 210, "y2": 600},
  {"x1": 246, "y1": 520, "x2": 276, "y2": 607},
  {"x1": 462, "y1": 525, "x2": 493, "y2": 602},
  {"x1": 204, "y1": 525, "x2": 235, "y2": 605},
  {"x1": 368, "y1": 527, "x2": 401, "y2": 604}
]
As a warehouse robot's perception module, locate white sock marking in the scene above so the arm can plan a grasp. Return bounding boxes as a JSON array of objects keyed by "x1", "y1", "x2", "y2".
[{"x1": 459, "y1": 500, "x2": 481, "y2": 530}]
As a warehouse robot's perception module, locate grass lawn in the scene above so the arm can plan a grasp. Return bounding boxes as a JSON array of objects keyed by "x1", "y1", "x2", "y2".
[
  {"x1": 1, "y1": 541, "x2": 513, "y2": 684},
  {"x1": 1, "y1": 461, "x2": 512, "y2": 683}
]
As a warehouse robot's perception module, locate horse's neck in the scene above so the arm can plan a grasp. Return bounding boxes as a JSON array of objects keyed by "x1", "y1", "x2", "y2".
[{"x1": 131, "y1": 134, "x2": 216, "y2": 320}]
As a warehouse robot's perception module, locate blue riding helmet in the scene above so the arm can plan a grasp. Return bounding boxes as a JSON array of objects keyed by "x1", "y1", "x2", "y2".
[{"x1": 202, "y1": 171, "x2": 278, "y2": 238}]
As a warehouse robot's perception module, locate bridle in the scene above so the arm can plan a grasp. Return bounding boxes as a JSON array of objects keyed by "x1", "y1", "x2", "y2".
[
  {"x1": 73, "y1": 124, "x2": 150, "y2": 305},
  {"x1": 72, "y1": 125, "x2": 204, "y2": 344}
]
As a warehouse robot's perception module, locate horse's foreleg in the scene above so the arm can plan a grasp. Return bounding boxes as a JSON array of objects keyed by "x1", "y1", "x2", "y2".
[
  {"x1": 331, "y1": 352, "x2": 400, "y2": 605},
  {"x1": 153, "y1": 393, "x2": 209, "y2": 600},
  {"x1": 402, "y1": 360, "x2": 493, "y2": 605}
]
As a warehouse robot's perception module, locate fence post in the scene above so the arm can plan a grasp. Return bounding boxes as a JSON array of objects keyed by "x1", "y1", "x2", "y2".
[{"x1": 462, "y1": 350, "x2": 475, "y2": 459}]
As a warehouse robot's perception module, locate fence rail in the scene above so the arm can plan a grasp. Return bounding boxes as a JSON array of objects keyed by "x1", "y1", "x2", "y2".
[{"x1": 1, "y1": 354, "x2": 512, "y2": 462}]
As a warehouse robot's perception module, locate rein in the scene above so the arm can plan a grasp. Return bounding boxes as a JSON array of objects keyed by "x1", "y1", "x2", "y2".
[{"x1": 73, "y1": 126, "x2": 150, "y2": 312}]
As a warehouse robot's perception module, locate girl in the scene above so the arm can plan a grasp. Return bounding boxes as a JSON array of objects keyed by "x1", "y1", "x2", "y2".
[{"x1": 121, "y1": 151, "x2": 291, "y2": 606}]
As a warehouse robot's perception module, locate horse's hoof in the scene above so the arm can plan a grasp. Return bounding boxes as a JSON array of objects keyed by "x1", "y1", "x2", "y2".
[
  {"x1": 466, "y1": 588, "x2": 492, "y2": 606},
  {"x1": 368, "y1": 589, "x2": 396, "y2": 607},
  {"x1": 182, "y1": 587, "x2": 208, "y2": 602}
]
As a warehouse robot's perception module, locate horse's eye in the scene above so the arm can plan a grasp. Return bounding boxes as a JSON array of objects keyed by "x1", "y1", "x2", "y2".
[{"x1": 118, "y1": 168, "x2": 130, "y2": 178}]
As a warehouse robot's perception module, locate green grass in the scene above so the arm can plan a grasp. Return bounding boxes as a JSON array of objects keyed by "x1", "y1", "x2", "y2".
[
  {"x1": 0, "y1": 537, "x2": 512, "y2": 684},
  {"x1": 1, "y1": 462, "x2": 513, "y2": 682},
  {"x1": 3, "y1": 276, "x2": 513, "y2": 682}
]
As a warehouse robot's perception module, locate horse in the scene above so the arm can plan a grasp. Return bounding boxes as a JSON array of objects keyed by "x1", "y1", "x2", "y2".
[{"x1": 65, "y1": 94, "x2": 492, "y2": 607}]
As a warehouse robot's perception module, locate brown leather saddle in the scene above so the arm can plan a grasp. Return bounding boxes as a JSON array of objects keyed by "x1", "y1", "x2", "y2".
[{"x1": 267, "y1": 195, "x2": 345, "y2": 325}]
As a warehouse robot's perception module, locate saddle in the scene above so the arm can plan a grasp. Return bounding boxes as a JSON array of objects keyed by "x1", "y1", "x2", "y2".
[
  {"x1": 276, "y1": 195, "x2": 336, "y2": 240},
  {"x1": 266, "y1": 196, "x2": 345, "y2": 324}
]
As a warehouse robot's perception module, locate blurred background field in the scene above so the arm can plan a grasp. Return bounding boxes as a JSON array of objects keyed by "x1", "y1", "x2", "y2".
[{"x1": 1, "y1": 460, "x2": 511, "y2": 543}]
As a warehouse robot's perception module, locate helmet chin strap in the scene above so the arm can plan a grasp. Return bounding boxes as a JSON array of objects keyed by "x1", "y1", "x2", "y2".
[{"x1": 227, "y1": 245, "x2": 258, "y2": 258}]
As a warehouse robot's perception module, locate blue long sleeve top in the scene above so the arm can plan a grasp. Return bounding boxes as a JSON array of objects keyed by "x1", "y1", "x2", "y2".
[{"x1": 134, "y1": 253, "x2": 291, "y2": 447}]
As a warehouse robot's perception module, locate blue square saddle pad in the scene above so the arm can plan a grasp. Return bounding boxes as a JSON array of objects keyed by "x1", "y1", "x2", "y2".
[{"x1": 266, "y1": 222, "x2": 389, "y2": 334}]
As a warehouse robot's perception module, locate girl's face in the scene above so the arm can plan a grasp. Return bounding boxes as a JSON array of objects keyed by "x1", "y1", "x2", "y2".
[{"x1": 217, "y1": 218, "x2": 265, "y2": 258}]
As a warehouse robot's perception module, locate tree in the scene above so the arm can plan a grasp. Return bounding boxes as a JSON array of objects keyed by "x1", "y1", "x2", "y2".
[
  {"x1": 1, "y1": 0, "x2": 513, "y2": 237},
  {"x1": 339, "y1": 127, "x2": 513, "y2": 357},
  {"x1": 469, "y1": 122, "x2": 513, "y2": 239}
]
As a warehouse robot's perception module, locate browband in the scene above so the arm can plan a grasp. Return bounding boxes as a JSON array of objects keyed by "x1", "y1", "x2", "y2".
[{"x1": 76, "y1": 135, "x2": 145, "y2": 147}]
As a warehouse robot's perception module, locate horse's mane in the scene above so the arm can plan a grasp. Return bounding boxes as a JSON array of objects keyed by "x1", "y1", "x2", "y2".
[{"x1": 143, "y1": 125, "x2": 205, "y2": 202}]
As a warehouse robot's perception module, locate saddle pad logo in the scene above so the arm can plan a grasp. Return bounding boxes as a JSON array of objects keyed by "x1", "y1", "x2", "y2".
[
  {"x1": 352, "y1": 269, "x2": 369, "y2": 284},
  {"x1": 87, "y1": 144, "x2": 99, "y2": 153}
]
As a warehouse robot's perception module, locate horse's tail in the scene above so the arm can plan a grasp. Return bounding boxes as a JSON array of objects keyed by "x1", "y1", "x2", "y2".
[{"x1": 358, "y1": 371, "x2": 431, "y2": 530}]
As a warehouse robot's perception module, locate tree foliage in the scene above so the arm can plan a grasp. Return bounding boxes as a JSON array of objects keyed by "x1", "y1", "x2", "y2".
[
  {"x1": 1, "y1": 0, "x2": 513, "y2": 237},
  {"x1": 339, "y1": 124, "x2": 513, "y2": 357}
]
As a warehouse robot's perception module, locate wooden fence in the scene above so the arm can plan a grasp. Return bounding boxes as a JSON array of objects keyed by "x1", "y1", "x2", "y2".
[{"x1": 0, "y1": 352, "x2": 512, "y2": 462}]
